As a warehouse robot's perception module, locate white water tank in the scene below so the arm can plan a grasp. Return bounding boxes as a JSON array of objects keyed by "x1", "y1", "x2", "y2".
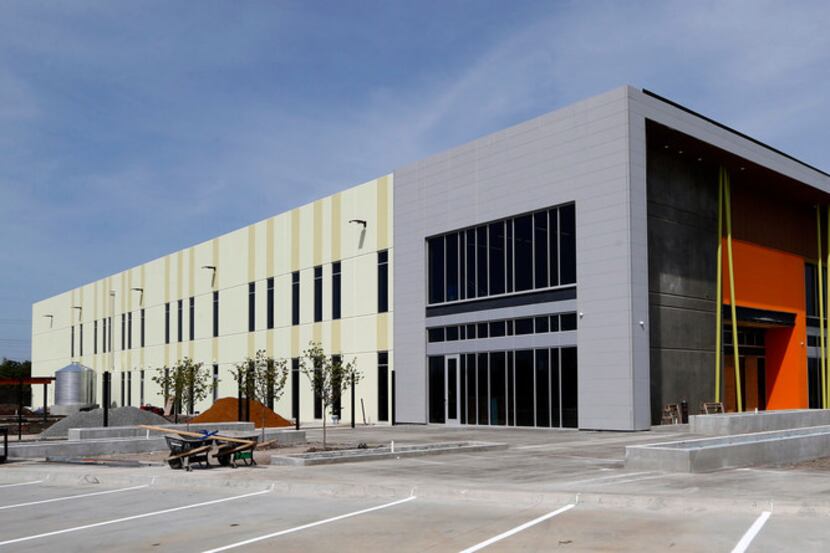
[{"x1": 54, "y1": 363, "x2": 96, "y2": 412}]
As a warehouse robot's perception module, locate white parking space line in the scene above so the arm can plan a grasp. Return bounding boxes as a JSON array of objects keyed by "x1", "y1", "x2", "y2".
[
  {"x1": 201, "y1": 495, "x2": 417, "y2": 553},
  {"x1": 0, "y1": 484, "x2": 149, "y2": 511},
  {"x1": 458, "y1": 503, "x2": 575, "y2": 553},
  {"x1": 0, "y1": 480, "x2": 44, "y2": 489},
  {"x1": 731, "y1": 511, "x2": 771, "y2": 553},
  {"x1": 0, "y1": 488, "x2": 270, "y2": 548}
]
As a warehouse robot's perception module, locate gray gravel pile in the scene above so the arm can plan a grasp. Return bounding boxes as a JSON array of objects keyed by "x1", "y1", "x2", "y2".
[{"x1": 41, "y1": 407, "x2": 168, "y2": 439}]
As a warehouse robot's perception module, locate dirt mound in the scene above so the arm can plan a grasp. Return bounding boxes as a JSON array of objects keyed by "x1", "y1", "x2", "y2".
[
  {"x1": 191, "y1": 397, "x2": 291, "y2": 427},
  {"x1": 41, "y1": 406, "x2": 168, "y2": 438}
]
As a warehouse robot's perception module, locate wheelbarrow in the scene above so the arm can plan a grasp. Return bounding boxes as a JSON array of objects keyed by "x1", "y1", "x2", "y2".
[
  {"x1": 164, "y1": 435, "x2": 213, "y2": 471},
  {"x1": 213, "y1": 433, "x2": 259, "y2": 468}
]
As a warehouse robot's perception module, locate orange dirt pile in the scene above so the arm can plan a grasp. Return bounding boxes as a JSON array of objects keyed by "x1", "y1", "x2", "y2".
[{"x1": 191, "y1": 397, "x2": 292, "y2": 427}]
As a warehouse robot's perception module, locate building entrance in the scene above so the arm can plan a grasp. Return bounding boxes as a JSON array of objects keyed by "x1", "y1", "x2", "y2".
[{"x1": 722, "y1": 326, "x2": 767, "y2": 412}]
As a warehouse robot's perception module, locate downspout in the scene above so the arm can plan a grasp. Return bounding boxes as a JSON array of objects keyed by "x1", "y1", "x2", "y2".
[
  {"x1": 724, "y1": 168, "x2": 743, "y2": 412},
  {"x1": 715, "y1": 168, "x2": 724, "y2": 403}
]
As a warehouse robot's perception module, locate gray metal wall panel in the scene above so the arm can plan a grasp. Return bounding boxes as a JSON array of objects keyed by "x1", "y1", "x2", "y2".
[{"x1": 394, "y1": 86, "x2": 646, "y2": 429}]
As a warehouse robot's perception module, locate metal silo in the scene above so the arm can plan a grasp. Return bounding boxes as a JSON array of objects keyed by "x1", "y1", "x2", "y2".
[{"x1": 54, "y1": 363, "x2": 96, "y2": 413}]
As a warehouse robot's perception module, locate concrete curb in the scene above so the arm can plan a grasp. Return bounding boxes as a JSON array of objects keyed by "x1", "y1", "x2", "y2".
[
  {"x1": 1, "y1": 464, "x2": 828, "y2": 516},
  {"x1": 271, "y1": 441, "x2": 508, "y2": 466}
]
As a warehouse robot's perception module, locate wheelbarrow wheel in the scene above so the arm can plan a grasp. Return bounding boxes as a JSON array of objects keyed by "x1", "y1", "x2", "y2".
[
  {"x1": 168, "y1": 458, "x2": 183, "y2": 470},
  {"x1": 217, "y1": 454, "x2": 231, "y2": 467}
]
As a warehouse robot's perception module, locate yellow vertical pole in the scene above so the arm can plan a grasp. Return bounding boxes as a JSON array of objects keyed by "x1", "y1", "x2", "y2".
[
  {"x1": 819, "y1": 206, "x2": 827, "y2": 409},
  {"x1": 724, "y1": 168, "x2": 742, "y2": 412},
  {"x1": 826, "y1": 205, "x2": 830, "y2": 407},
  {"x1": 715, "y1": 169, "x2": 724, "y2": 403}
]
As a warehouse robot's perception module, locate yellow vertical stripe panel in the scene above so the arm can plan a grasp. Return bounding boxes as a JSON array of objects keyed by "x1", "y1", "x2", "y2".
[
  {"x1": 291, "y1": 209, "x2": 300, "y2": 272},
  {"x1": 212, "y1": 238, "x2": 220, "y2": 290},
  {"x1": 377, "y1": 175, "x2": 390, "y2": 250},
  {"x1": 331, "y1": 320, "x2": 341, "y2": 354},
  {"x1": 266, "y1": 217, "x2": 275, "y2": 277},
  {"x1": 331, "y1": 193, "x2": 342, "y2": 262},
  {"x1": 377, "y1": 313, "x2": 389, "y2": 351},
  {"x1": 723, "y1": 169, "x2": 742, "y2": 413},
  {"x1": 313, "y1": 200, "x2": 323, "y2": 266},
  {"x1": 247, "y1": 225, "x2": 256, "y2": 283}
]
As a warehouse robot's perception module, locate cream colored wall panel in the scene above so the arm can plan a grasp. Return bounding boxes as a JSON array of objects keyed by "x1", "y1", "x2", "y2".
[
  {"x1": 298, "y1": 204, "x2": 314, "y2": 270},
  {"x1": 220, "y1": 284, "x2": 247, "y2": 336},
  {"x1": 219, "y1": 228, "x2": 247, "y2": 289}
]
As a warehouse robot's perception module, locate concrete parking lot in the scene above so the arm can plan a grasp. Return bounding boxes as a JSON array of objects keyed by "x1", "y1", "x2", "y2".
[
  {"x1": 1, "y1": 425, "x2": 829, "y2": 551},
  {"x1": 0, "y1": 480, "x2": 825, "y2": 552}
]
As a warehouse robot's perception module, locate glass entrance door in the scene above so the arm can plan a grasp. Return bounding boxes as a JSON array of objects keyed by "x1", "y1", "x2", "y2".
[{"x1": 445, "y1": 355, "x2": 460, "y2": 425}]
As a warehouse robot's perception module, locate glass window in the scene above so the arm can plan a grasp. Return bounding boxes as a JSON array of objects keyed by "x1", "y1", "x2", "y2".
[
  {"x1": 445, "y1": 325, "x2": 459, "y2": 341},
  {"x1": 314, "y1": 266, "x2": 323, "y2": 323},
  {"x1": 548, "y1": 208, "x2": 559, "y2": 286},
  {"x1": 378, "y1": 251, "x2": 389, "y2": 312},
  {"x1": 559, "y1": 204, "x2": 576, "y2": 284},
  {"x1": 489, "y1": 222, "x2": 505, "y2": 295},
  {"x1": 212, "y1": 364, "x2": 219, "y2": 403},
  {"x1": 561, "y1": 347, "x2": 578, "y2": 428},
  {"x1": 71, "y1": 325, "x2": 75, "y2": 358},
  {"x1": 428, "y1": 356, "x2": 445, "y2": 423},
  {"x1": 378, "y1": 352, "x2": 389, "y2": 422},
  {"x1": 291, "y1": 358, "x2": 300, "y2": 421},
  {"x1": 535, "y1": 316, "x2": 549, "y2": 333},
  {"x1": 460, "y1": 356, "x2": 467, "y2": 424},
  {"x1": 514, "y1": 214, "x2": 533, "y2": 291},
  {"x1": 332, "y1": 262, "x2": 341, "y2": 320},
  {"x1": 212, "y1": 291, "x2": 219, "y2": 337},
  {"x1": 314, "y1": 357, "x2": 323, "y2": 419},
  {"x1": 291, "y1": 271, "x2": 300, "y2": 325},
  {"x1": 535, "y1": 349, "x2": 550, "y2": 427},
  {"x1": 466, "y1": 324, "x2": 476, "y2": 340},
  {"x1": 267, "y1": 277, "x2": 275, "y2": 329},
  {"x1": 94, "y1": 320, "x2": 98, "y2": 354},
  {"x1": 477, "y1": 226, "x2": 488, "y2": 297},
  {"x1": 121, "y1": 313, "x2": 126, "y2": 350},
  {"x1": 551, "y1": 349, "x2": 561, "y2": 427},
  {"x1": 534, "y1": 211, "x2": 548, "y2": 289},
  {"x1": 507, "y1": 352, "x2": 514, "y2": 426},
  {"x1": 175, "y1": 300, "x2": 181, "y2": 342},
  {"x1": 140, "y1": 308, "x2": 145, "y2": 347},
  {"x1": 490, "y1": 352, "x2": 506, "y2": 425},
  {"x1": 466, "y1": 229, "x2": 476, "y2": 299},
  {"x1": 165, "y1": 302, "x2": 170, "y2": 344},
  {"x1": 477, "y1": 353, "x2": 489, "y2": 425},
  {"x1": 466, "y1": 354, "x2": 477, "y2": 424},
  {"x1": 506, "y1": 220, "x2": 513, "y2": 293},
  {"x1": 549, "y1": 315, "x2": 559, "y2": 332},
  {"x1": 189, "y1": 298, "x2": 194, "y2": 340},
  {"x1": 249, "y1": 283, "x2": 256, "y2": 331},
  {"x1": 515, "y1": 318, "x2": 533, "y2": 335},
  {"x1": 477, "y1": 322, "x2": 489, "y2": 339},
  {"x1": 506, "y1": 319, "x2": 514, "y2": 335},
  {"x1": 127, "y1": 312, "x2": 132, "y2": 349},
  {"x1": 515, "y1": 350, "x2": 534, "y2": 426},
  {"x1": 428, "y1": 328, "x2": 445, "y2": 343},
  {"x1": 561, "y1": 313, "x2": 577, "y2": 331},
  {"x1": 489, "y1": 320, "x2": 506, "y2": 337},
  {"x1": 428, "y1": 237, "x2": 444, "y2": 304},
  {"x1": 445, "y1": 235, "x2": 459, "y2": 302}
]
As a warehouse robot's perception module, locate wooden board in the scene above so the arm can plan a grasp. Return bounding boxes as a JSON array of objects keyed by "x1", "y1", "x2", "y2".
[{"x1": 140, "y1": 425, "x2": 257, "y2": 446}]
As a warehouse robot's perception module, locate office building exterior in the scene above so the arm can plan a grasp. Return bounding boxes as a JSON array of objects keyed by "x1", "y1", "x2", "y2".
[{"x1": 32, "y1": 86, "x2": 830, "y2": 430}]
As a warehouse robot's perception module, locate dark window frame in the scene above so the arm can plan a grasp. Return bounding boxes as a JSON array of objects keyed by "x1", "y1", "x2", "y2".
[
  {"x1": 332, "y1": 262, "x2": 342, "y2": 320},
  {"x1": 292, "y1": 271, "x2": 300, "y2": 326},
  {"x1": 378, "y1": 250, "x2": 389, "y2": 313},
  {"x1": 314, "y1": 266, "x2": 323, "y2": 323}
]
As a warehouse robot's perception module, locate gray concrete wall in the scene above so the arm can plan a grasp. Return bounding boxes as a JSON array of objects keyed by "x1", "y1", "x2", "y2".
[
  {"x1": 8, "y1": 428, "x2": 305, "y2": 459},
  {"x1": 644, "y1": 143, "x2": 718, "y2": 424},
  {"x1": 394, "y1": 86, "x2": 650, "y2": 430},
  {"x1": 625, "y1": 425, "x2": 830, "y2": 472},
  {"x1": 68, "y1": 422, "x2": 256, "y2": 441},
  {"x1": 690, "y1": 409, "x2": 830, "y2": 435}
]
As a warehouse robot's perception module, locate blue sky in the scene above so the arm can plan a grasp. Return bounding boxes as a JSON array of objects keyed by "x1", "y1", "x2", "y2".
[{"x1": 1, "y1": 0, "x2": 829, "y2": 361}]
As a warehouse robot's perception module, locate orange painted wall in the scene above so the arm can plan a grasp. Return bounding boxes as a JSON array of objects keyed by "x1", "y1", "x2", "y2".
[{"x1": 722, "y1": 239, "x2": 807, "y2": 409}]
